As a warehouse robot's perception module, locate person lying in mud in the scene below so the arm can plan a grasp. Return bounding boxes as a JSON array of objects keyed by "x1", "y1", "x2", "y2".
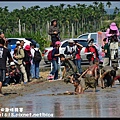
[
  {"x1": 65, "y1": 75, "x2": 84, "y2": 94},
  {"x1": 77, "y1": 59, "x2": 100, "y2": 92},
  {"x1": 99, "y1": 65, "x2": 119, "y2": 88}
]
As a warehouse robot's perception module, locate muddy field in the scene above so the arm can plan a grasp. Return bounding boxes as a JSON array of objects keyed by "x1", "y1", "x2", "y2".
[{"x1": 1, "y1": 67, "x2": 120, "y2": 118}]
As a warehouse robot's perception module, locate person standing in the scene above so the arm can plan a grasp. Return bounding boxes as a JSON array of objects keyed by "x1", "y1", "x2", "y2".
[
  {"x1": 74, "y1": 41, "x2": 83, "y2": 74},
  {"x1": 0, "y1": 38, "x2": 13, "y2": 96},
  {"x1": 48, "y1": 19, "x2": 60, "y2": 47},
  {"x1": 106, "y1": 22, "x2": 119, "y2": 43},
  {"x1": 47, "y1": 41, "x2": 61, "y2": 80},
  {"x1": 64, "y1": 39, "x2": 76, "y2": 64},
  {"x1": 24, "y1": 45, "x2": 32, "y2": 82},
  {"x1": 85, "y1": 38, "x2": 99, "y2": 65},
  {"x1": 13, "y1": 40, "x2": 28, "y2": 84},
  {"x1": 30, "y1": 43, "x2": 42, "y2": 79},
  {"x1": 0, "y1": 30, "x2": 8, "y2": 48},
  {"x1": 102, "y1": 38, "x2": 110, "y2": 67}
]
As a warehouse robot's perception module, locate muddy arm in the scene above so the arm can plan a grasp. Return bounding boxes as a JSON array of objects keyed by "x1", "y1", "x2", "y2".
[
  {"x1": 78, "y1": 69, "x2": 89, "y2": 80},
  {"x1": 62, "y1": 66, "x2": 66, "y2": 79}
]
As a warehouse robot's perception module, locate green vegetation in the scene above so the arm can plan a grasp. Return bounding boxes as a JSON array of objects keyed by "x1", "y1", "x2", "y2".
[{"x1": 0, "y1": 1, "x2": 120, "y2": 51}]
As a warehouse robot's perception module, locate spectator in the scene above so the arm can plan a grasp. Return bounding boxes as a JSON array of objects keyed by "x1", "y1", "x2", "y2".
[
  {"x1": 0, "y1": 38, "x2": 13, "y2": 96},
  {"x1": 13, "y1": 40, "x2": 28, "y2": 84},
  {"x1": 48, "y1": 19, "x2": 60, "y2": 47},
  {"x1": 102, "y1": 38, "x2": 110, "y2": 67},
  {"x1": 13, "y1": 41, "x2": 20, "y2": 56},
  {"x1": 30, "y1": 43, "x2": 42, "y2": 79},
  {"x1": 106, "y1": 22, "x2": 119, "y2": 43},
  {"x1": 24, "y1": 45, "x2": 32, "y2": 82},
  {"x1": 12, "y1": 41, "x2": 20, "y2": 64},
  {"x1": 74, "y1": 41, "x2": 83, "y2": 74},
  {"x1": 3, "y1": 62, "x2": 21, "y2": 86},
  {"x1": 64, "y1": 39, "x2": 76, "y2": 64},
  {"x1": 47, "y1": 41, "x2": 61, "y2": 80},
  {"x1": 85, "y1": 38, "x2": 99, "y2": 65},
  {"x1": 0, "y1": 30, "x2": 8, "y2": 48}
]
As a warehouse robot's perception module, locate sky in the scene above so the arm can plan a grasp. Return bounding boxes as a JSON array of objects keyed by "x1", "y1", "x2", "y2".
[{"x1": 0, "y1": 1, "x2": 120, "y2": 12}]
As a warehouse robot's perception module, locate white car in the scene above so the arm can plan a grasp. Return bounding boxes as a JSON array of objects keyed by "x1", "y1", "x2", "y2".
[
  {"x1": 7, "y1": 38, "x2": 32, "y2": 57},
  {"x1": 77, "y1": 32, "x2": 98, "y2": 40},
  {"x1": 43, "y1": 38, "x2": 92, "y2": 64},
  {"x1": 7, "y1": 38, "x2": 40, "y2": 57}
]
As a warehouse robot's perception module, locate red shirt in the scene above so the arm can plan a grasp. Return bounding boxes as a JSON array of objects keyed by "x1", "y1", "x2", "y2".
[
  {"x1": 75, "y1": 48, "x2": 81, "y2": 60},
  {"x1": 85, "y1": 46, "x2": 99, "y2": 61}
]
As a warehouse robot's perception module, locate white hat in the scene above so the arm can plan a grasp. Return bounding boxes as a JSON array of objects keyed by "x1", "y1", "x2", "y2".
[
  {"x1": 68, "y1": 39, "x2": 74, "y2": 43},
  {"x1": 16, "y1": 41, "x2": 20, "y2": 45},
  {"x1": 10, "y1": 62, "x2": 15, "y2": 66}
]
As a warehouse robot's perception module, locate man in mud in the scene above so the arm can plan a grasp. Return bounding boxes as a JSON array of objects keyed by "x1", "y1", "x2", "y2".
[
  {"x1": 99, "y1": 65, "x2": 119, "y2": 88},
  {"x1": 60, "y1": 54, "x2": 77, "y2": 83},
  {"x1": 78, "y1": 59, "x2": 100, "y2": 92},
  {"x1": 60, "y1": 54, "x2": 83, "y2": 94}
]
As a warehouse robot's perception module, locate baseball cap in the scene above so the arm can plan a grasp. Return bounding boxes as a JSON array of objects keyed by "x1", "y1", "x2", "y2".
[{"x1": 16, "y1": 41, "x2": 20, "y2": 45}]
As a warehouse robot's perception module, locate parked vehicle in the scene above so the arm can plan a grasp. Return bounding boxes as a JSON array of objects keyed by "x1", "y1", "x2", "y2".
[
  {"x1": 43, "y1": 38, "x2": 96, "y2": 64},
  {"x1": 7, "y1": 38, "x2": 40, "y2": 57},
  {"x1": 77, "y1": 32, "x2": 98, "y2": 42}
]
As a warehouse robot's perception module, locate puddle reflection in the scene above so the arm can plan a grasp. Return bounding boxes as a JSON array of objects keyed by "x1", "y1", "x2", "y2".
[{"x1": 2, "y1": 85, "x2": 120, "y2": 118}]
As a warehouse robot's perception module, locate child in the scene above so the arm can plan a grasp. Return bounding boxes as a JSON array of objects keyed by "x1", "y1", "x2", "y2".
[{"x1": 65, "y1": 79, "x2": 83, "y2": 94}]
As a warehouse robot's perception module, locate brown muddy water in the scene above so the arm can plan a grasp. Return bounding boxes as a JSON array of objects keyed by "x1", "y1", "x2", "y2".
[{"x1": 1, "y1": 80, "x2": 120, "y2": 118}]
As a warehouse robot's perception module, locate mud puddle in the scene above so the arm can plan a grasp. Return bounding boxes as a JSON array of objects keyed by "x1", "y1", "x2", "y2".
[{"x1": 1, "y1": 81, "x2": 120, "y2": 118}]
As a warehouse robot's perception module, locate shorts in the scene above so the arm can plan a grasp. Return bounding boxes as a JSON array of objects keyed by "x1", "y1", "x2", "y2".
[
  {"x1": 0, "y1": 69, "x2": 6, "y2": 82},
  {"x1": 80, "y1": 74, "x2": 96, "y2": 88}
]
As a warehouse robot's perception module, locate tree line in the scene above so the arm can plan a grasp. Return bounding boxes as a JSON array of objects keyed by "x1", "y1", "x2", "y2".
[{"x1": 0, "y1": 1, "x2": 120, "y2": 50}]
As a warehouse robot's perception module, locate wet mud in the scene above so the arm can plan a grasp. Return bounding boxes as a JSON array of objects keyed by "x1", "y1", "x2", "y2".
[{"x1": 1, "y1": 71, "x2": 120, "y2": 118}]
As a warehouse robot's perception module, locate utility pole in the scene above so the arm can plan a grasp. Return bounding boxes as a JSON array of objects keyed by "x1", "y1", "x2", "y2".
[
  {"x1": 23, "y1": 23, "x2": 25, "y2": 33},
  {"x1": 18, "y1": 19, "x2": 21, "y2": 36},
  {"x1": 47, "y1": 21, "x2": 50, "y2": 41},
  {"x1": 72, "y1": 23, "x2": 74, "y2": 38}
]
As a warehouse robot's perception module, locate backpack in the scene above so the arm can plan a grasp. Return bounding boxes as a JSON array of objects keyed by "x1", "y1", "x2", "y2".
[
  {"x1": 23, "y1": 50, "x2": 31, "y2": 62},
  {"x1": 33, "y1": 49, "x2": 42, "y2": 62},
  {"x1": 47, "y1": 50, "x2": 53, "y2": 61}
]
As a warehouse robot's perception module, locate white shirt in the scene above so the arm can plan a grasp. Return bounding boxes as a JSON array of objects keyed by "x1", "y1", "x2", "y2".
[{"x1": 30, "y1": 48, "x2": 40, "y2": 58}]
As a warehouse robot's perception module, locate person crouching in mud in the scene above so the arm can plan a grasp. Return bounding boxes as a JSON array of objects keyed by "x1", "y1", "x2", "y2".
[
  {"x1": 99, "y1": 65, "x2": 119, "y2": 88},
  {"x1": 78, "y1": 59, "x2": 100, "y2": 92},
  {"x1": 60, "y1": 54, "x2": 83, "y2": 94}
]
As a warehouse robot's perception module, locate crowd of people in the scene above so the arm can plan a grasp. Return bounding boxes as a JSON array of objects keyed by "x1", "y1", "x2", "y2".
[
  {"x1": 0, "y1": 31, "x2": 42, "y2": 96},
  {"x1": 0, "y1": 20, "x2": 120, "y2": 96},
  {"x1": 47, "y1": 20, "x2": 120, "y2": 94}
]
